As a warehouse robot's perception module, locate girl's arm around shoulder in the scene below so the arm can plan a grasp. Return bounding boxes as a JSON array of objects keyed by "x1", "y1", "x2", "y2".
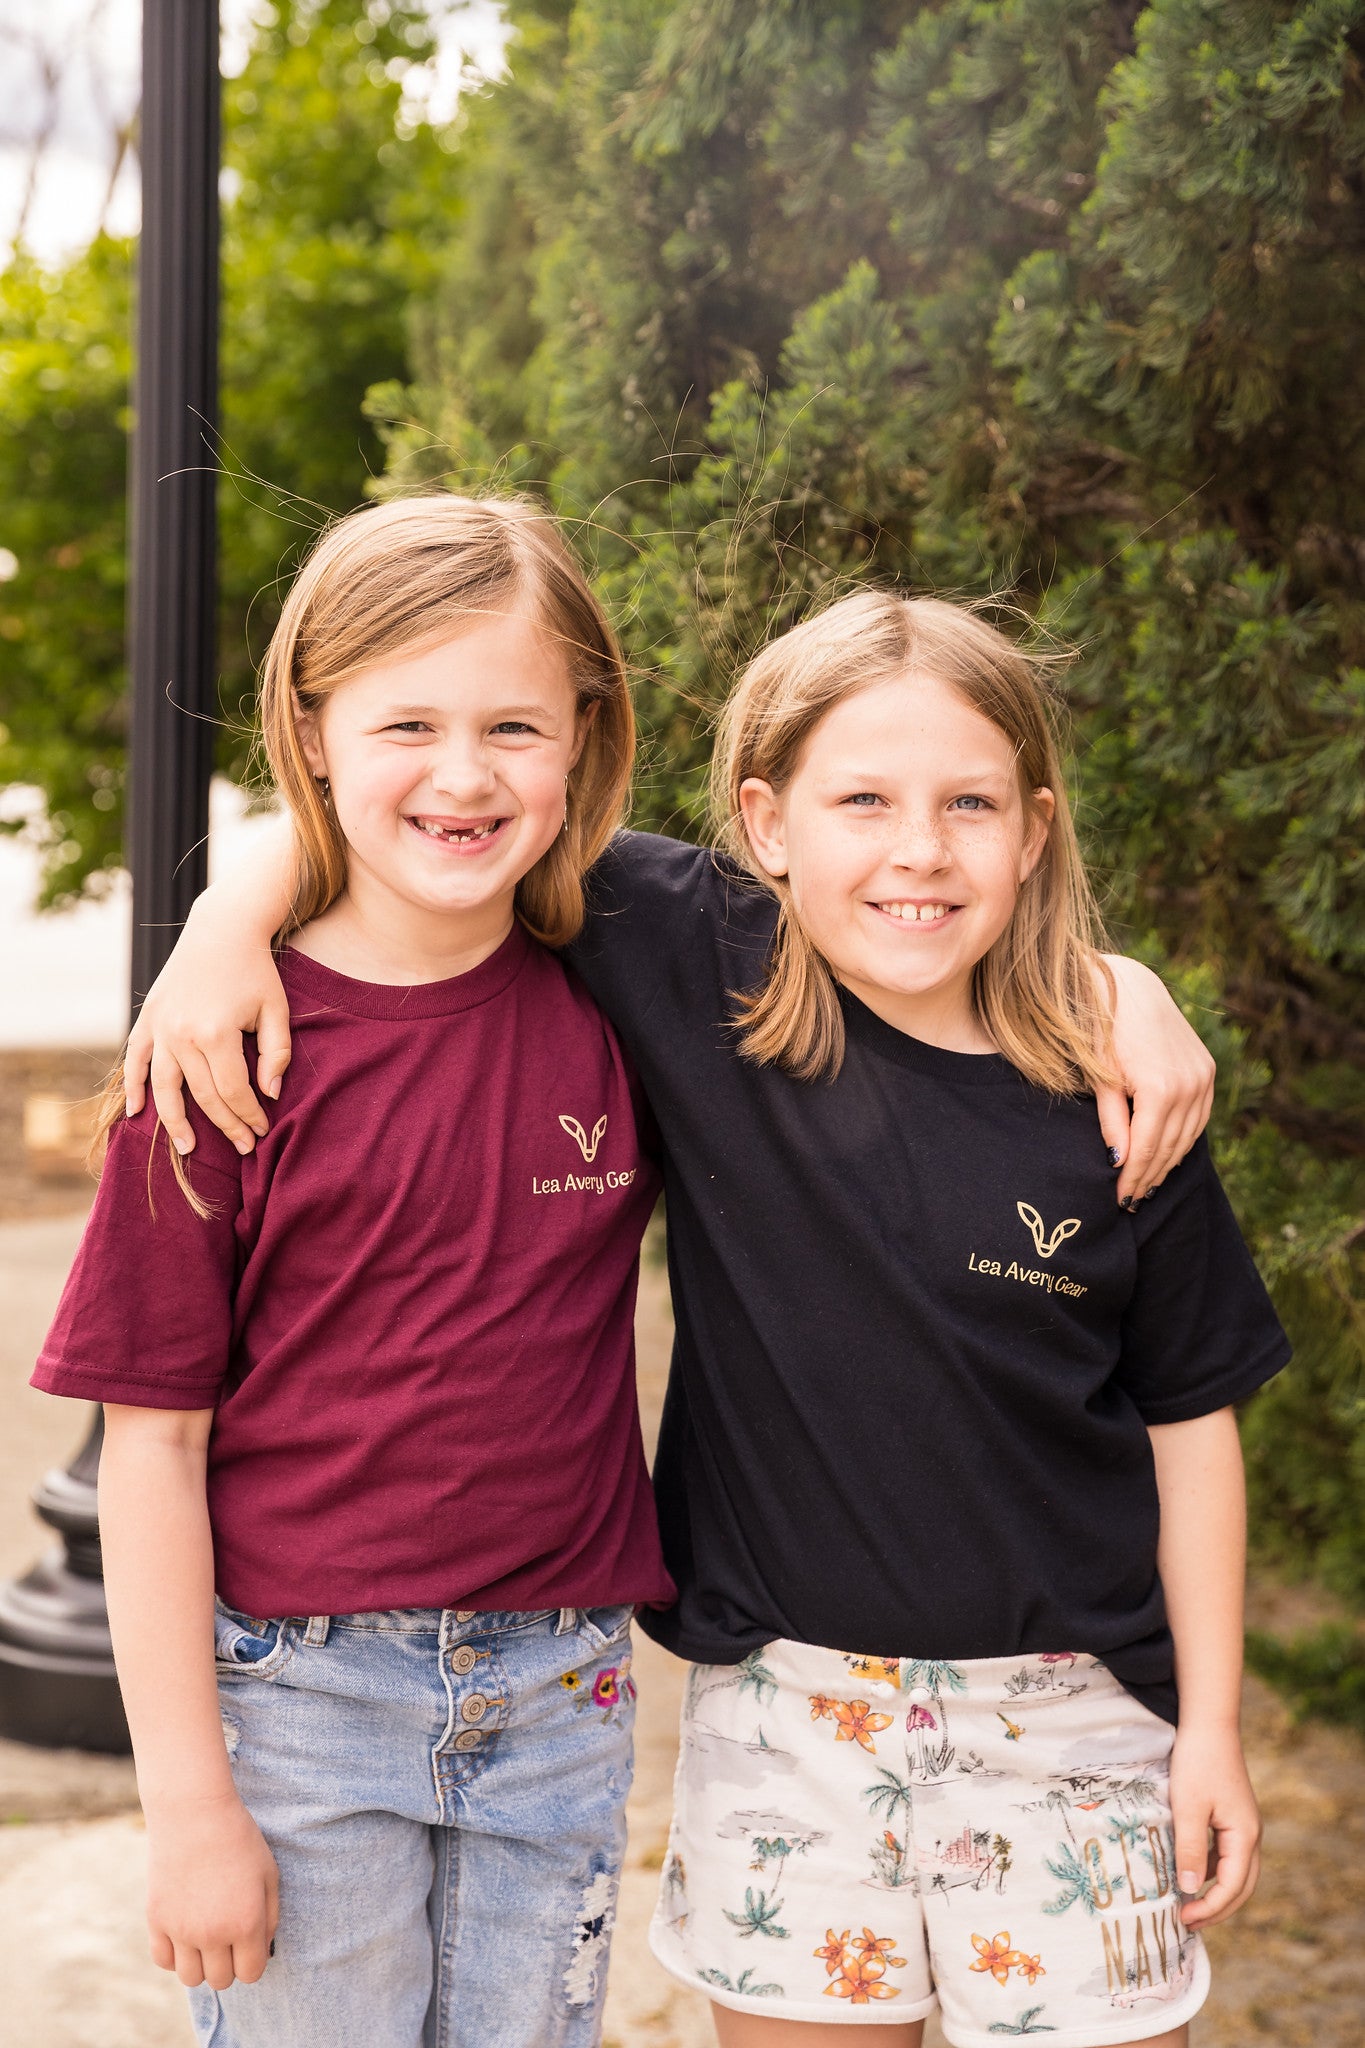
[
  {"x1": 100, "y1": 1404, "x2": 278, "y2": 1988},
  {"x1": 123, "y1": 811, "x2": 296, "y2": 1157},
  {"x1": 1095, "y1": 953, "x2": 1216, "y2": 1206},
  {"x1": 1150, "y1": 1407, "x2": 1261, "y2": 1931},
  {"x1": 569, "y1": 828, "x2": 769, "y2": 1025}
]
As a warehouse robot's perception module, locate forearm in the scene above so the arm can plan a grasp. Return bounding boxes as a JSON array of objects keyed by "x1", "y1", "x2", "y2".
[
  {"x1": 1150, "y1": 1406, "x2": 1246, "y2": 1731},
  {"x1": 191, "y1": 811, "x2": 294, "y2": 946},
  {"x1": 1087, "y1": 952, "x2": 1215, "y2": 1204},
  {"x1": 99, "y1": 1408, "x2": 235, "y2": 1815}
]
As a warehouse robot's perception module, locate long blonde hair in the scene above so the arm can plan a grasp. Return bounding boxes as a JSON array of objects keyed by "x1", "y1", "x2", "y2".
[
  {"x1": 95, "y1": 492, "x2": 634, "y2": 1210},
  {"x1": 713, "y1": 589, "x2": 1116, "y2": 1092}
]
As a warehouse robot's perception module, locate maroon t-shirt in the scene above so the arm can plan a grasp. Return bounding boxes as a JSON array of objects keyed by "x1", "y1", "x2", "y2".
[{"x1": 34, "y1": 928, "x2": 673, "y2": 1618}]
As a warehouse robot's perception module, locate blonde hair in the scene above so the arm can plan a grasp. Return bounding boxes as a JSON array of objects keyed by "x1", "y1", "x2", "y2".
[
  {"x1": 713, "y1": 589, "x2": 1116, "y2": 1093},
  {"x1": 266, "y1": 493, "x2": 633, "y2": 943},
  {"x1": 95, "y1": 492, "x2": 634, "y2": 1211}
]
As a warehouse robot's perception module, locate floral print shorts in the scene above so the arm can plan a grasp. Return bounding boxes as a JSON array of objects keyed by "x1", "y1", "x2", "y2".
[{"x1": 649, "y1": 1641, "x2": 1209, "y2": 2043}]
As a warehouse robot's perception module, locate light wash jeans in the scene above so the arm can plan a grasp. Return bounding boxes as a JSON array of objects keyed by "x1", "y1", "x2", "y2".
[{"x1": 188, "y1": 1600, "x2": 637, "y2": 2048}]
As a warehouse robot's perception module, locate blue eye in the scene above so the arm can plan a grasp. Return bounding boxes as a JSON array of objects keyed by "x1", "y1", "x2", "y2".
[
  {"x1": 843, "y1": 792, "x2": 884, "y2": 808},
  {"x1": 492, "y1": 720, "x2": 536, "y2": 736},
  {"x1": 951, "y1": 795, "x2": 993, "y2": 812},
  {"x1": 385, "y1": 721, "x2": 430, "y2": 734}
]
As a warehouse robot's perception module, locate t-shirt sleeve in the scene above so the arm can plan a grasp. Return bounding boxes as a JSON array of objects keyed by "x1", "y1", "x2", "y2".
[
  {"x1": 31, "y1": 1106, "x2": 244, "y2": 1411},
  {"x1": 1116, "y1": 1134, "x2": 1290, "y2": 1423}
]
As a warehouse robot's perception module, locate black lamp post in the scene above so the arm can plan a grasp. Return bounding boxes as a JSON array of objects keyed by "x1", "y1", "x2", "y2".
[{"x1": 0, "y1": 0, "x2": 220, "y2": 1752}]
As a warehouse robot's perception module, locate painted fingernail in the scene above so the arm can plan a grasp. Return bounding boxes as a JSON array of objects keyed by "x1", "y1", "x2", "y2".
[
  {"x1": 173, "y1": 1137, "x2": 193, "y2": 1156},
  {"x1": 1106, "y1": 1146, "x2": 1122, "y2": 1169},
  {"x1": 269, "y1": 1940, "x2": 276, "y2": 1958},
  {"x1": 1144, "y1": 1187, "x2": 1158, "y2": 1201}
]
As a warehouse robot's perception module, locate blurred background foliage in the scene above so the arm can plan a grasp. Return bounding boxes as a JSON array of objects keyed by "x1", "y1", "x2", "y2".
[{"x1": 1, "y1": 0, "x2": 1362, "y2": 1685}]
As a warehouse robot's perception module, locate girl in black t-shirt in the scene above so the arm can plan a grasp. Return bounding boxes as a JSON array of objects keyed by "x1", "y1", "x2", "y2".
[{"x1": 634, "y1": 591, "x2": 1268, "y2": 2047}]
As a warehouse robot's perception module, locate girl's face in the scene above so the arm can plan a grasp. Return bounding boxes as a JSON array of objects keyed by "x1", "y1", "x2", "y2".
[
  {"x1": 296, "y1": 609, "x2": 587, "y2": 932},
  {"x1": 739, "y1": 670, "x2": 1053, "y2": 1047}
]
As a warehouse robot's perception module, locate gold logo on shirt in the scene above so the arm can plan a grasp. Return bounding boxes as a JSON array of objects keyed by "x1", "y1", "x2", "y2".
[
  {"x1": 1016, "y1": 1202, "x2": 1082, "y2": 1260},
  {"x1": 559, "y1": 1113, "x2": 608, "y2": 1163}
]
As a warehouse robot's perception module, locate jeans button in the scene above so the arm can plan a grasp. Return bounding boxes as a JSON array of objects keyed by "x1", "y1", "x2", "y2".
[
  {"x1": 454, "y1": 1610, "x2": 477, "y2": 1622},
  {"x1": 461, "y1": 1693, "x2": 489, "y2": 1724},
  {"x1": 450, "y1": 1646, "x2": 478, "y2": 1675},
  {"x1": 453, "y1": 1729, "x2": 482, "y2": 1752}
]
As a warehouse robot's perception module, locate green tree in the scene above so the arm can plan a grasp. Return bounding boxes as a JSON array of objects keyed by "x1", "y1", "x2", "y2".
[
  {"x1": 0, "y1": 237, "x2": 130, "y2": 894},
  {"x1": 0, "y1": 0, "x2": 459, "y2": 900}
]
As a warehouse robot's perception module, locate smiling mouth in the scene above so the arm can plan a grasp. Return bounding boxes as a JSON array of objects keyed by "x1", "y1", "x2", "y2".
[
  {"x1": 406, "y1": 814, "x2": 508, "y2": 847},
  {"x1": 873, "y1": 900, "x2": 958, "y2": 923}
]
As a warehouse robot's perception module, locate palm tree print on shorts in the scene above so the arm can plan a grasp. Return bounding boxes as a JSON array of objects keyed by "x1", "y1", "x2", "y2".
[
  {"x1": 700, "y1": 1965, "x2": 783, "y2": 1997},
  {"x1": 717, "y1": 1808, "x2": 826, "y2": 1903},
  {"x1": 901, "y1": 1658, "x2": 964, "y2": 1777},
  {"x1": 696, "y1": 1649, "x2": 779, "y2": 1714},
  {"x1": 1043, "y1": 1840, "x2": 1126, "y2": 1917},
  {"x1": 987, "y1": 2007, "x2": 1057, "y2": 2035},
  {"x1": 723, "y1": 1887, "x2": 790, "y2": 1940},
  {"x1": 863, "y1": 1766, "x2": 913, "y2": 1827},
  {"x1": 902, "y1": 1658, "x2": 967, "y2": 1697}
]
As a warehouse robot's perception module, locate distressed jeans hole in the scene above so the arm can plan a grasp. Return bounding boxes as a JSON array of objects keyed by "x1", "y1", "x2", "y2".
[{"x1": 563, "y1": 1869, "x2": 618, "y2": 2008}]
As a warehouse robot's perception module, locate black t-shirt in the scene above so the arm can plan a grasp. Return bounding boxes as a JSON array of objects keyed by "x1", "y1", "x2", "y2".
[{"x1": 569, "y1": 832, "x2": 1289, "y2": 1721}]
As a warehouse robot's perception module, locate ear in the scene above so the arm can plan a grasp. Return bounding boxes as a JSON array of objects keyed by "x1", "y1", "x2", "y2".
[
  {"x1": 1021, "y1": 786, "x2": 1055, "y2": 881},
  {"x1": 293, "y1": 689, "x2": 328, "y2": 781},
  {"x1": 738, "y1": 777, "x2": 789, "y2": 879},
  {"x1": 568, "y1": 698, "x2": 598, "y2": 773}
]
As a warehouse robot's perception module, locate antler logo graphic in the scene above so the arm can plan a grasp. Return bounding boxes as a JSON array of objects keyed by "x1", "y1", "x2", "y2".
[
  {"x1": 1016, "y1": 1202, "x2": 1082, "y2": 1260},
  {"x1": 559, "y1": 1113, "x2": 608, "y2": 1163}
]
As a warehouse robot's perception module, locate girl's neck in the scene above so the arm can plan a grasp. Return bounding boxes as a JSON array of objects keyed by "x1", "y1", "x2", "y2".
[
  {"x1": 289, "y1": 873, "x2": 517, "y2": 987},
  {"x1": 838, "y1": 968, "x2": 997, "y2": 1056}
]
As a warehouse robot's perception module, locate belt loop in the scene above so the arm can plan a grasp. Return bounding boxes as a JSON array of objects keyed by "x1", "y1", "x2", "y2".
[
  {"x1": 303, "y1": 1615, "x2": 331, "y2": 1647},
  {"x1": 555, "y1": 1607, "x2": 579, "y2": 1637}
]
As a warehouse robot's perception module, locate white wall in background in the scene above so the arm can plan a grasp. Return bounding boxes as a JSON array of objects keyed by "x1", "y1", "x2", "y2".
[{"x1": 1, "y1": 778, "x2": 278, "y2": 1048}]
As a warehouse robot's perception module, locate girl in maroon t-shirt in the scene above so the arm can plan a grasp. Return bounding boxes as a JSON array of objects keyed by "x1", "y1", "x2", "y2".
[{"x1": 34, "y1": 496, "x2": 674, "y2": 2048}]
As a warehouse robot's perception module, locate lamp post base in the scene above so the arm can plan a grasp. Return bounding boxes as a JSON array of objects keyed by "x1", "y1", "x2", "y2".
[{"x1": 0, "y1": 1412, "x2": 130, "y2": 1754}]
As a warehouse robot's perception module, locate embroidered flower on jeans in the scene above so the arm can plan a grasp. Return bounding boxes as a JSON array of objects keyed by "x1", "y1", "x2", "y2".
[
  {"x1": 573, "y1": 1653, "x2": 636, "y2": 1720},
  {"x1": 560, "y1": 1671, "x2": 582, "y2": 1692}
]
